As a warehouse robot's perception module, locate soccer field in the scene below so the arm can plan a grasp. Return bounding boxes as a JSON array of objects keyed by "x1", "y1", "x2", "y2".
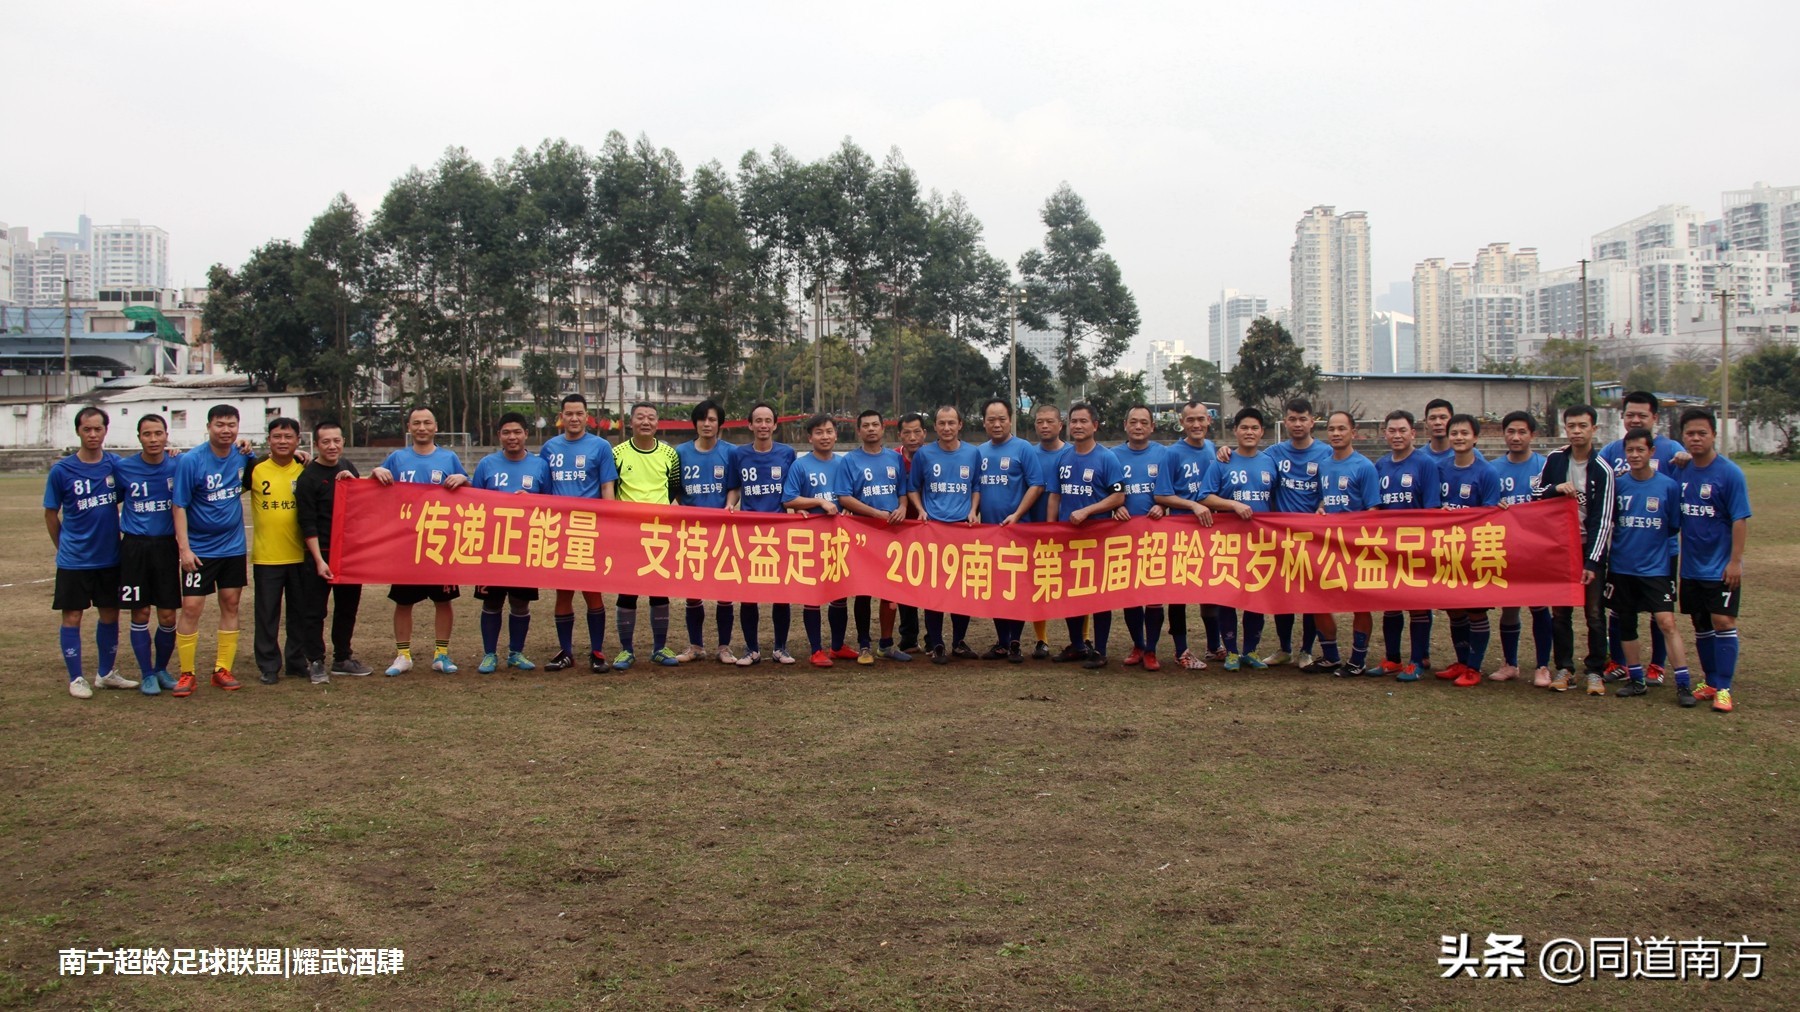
[{"x1": 2, "y1": 466, "x2": 1796, "y2": 1010}]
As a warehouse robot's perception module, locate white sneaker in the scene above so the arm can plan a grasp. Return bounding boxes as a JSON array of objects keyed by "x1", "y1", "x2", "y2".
[
  {"x1": 68, "y1": 676, "x2": 93, "y2": 699},
  {"x1": 385, "y1": 654, "x2": 414, "y2": 677},
  {"x1": 772, "y1": 649, "x2": 797, "y2": 665},
  {"x1": 735, "y1": 650, "x2": 761, "y2": 667},
  {"x1": 716, "y1": 645, "x2": 738, "y2": 664},
  {"x1": 1177, "y1": 649, "x2": 1207, "y2": 670},
  {"x1": 673, "y1": 646, "x2": 702, "y2": 663},
  {"x1": 1262, "y1": 650, "x2": 1293, "y2": 666},
  {"x1": 96, "y1": 670, "x2": 140, "y2": 690},
  {"x1": 1489, "y1": 664, "x2": 1520, "y2": 682}
]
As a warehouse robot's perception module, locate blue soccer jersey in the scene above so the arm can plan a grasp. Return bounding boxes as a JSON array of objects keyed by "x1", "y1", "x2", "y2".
[
  {"x1": 1598, "y1": 435, "x2": 1682, "y2": 478},
  {"x1": 1112, "y1": 441, "x2": 1174, "y2": 518},
  {"x1": 1440, "y1": 458, "x2": 1500, "y2": 509},
  {"x1": 45, "y1": 453, "x2": 122, "y2": 569},
  {"x1": 1611, "y1": 471, "x2": 1681, "y2": 578},
  {"x1": 736, "y1": 443, "x2": 797, "y2": 514},
  {"x1": 783, "y1": 452, "x2": 842, "y2": 515},
  {"x1": 1164, "y1": 438, "x2": 1216, "y2": 502},
  {"x1": 114, "y1": 452, "x2": 178, "y2": 538},
  {"x1": 380, "y1": 445, "x2": 467, "y2": 486},
  {"x1": 976, "y1": 436, "x2": 1045, "y2": 524},
  {"x1": 1421, "y1": 443, "x2": 1484, "y2": 473},
  {"x1": 677, "y1": 440, "x2": 738, "y2": 508},
  {"x1": 836, "y1": 447, "x2": 905, "y2": 514},
  {"x1": 472, "y1": 451, "x2": 551, "y2": 493},
  {"x1": 539, "y1": 432, "x2": 617, "y2": 497},
  {"x1": 1053, "y1": 444, "x2": 1124, "y2": 521},
  {"x1": 1674, "y1": 456, "x2": 1751, "y2": 582},
  {"x1": 173, "y1": 445, "x2": 250, "y2": 558},
  {"x1": 1202, "y1": 450, "x2": 1276, "y2": 513},
  {"x1": 911, "y1": 441, "x2": 981, "y2": 523},
  {"x1": 1023, "y1": 441, "x2": 1067, "y2": 523},
  {"x1": 1375, "y1": 450, "x2": 1442, "y2": 510},
  {"x1": 1490, "y1": 452, "x2": 1545, "y2": 507},
  {"x1": 1267, "y1": 439, "x2": 1334, "y2": 513},
  {"x1": 1317, "y1": 451, "x2": 1380, "y2": 513}
]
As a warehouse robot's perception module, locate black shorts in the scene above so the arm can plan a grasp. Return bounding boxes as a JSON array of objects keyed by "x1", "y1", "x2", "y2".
[
  {"x1": 52, "y1": 567, "x2": 120, "y2": 611},
  {"x1": 474, "y1": 585, "x2": 539, "y2": 604},
  {"x1": 119, "y1": 535, "x2": 181, "y2": 610},
  {"x1": 388, "y1": 583, "x2": 461, "y2": 606},
  {"x1": 1605, "y1": 573, "x2": 1676, "y2": 619},
  {"x1": 181, "y1": 555, "x2": 248, "y2": 597},
  {"x1": 1680, "y1": 578, "x2": 1741, "y2": 618}
]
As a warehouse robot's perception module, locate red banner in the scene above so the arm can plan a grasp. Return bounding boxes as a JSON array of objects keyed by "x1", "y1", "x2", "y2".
[{"x1": 329, "y1": 481, "x2": 1584, "y2": 621}]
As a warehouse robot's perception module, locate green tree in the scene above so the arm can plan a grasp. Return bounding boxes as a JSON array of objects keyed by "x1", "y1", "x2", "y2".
[
  {"x1": 1226, "y1": 317, "x2": 1319, "y2": 419},
  {"x1": 1162, "y1": 355, "x2": 1222, "y2": 405},
  {"x1": 296, "y1": 193, "x2": 382, "y2": 437},
  {"x1": 204, "y1": 241, "x2": 313, "y2": 391},
  {"x1": 1735, "y1": 342, "x2": 1800, "y2": 455},
  {"x1": 1084, "y1": 370, "x2": 1149, "y2": 435},
  {"x1": 519, "y1": 349, "x2": 563, "y2": 426},
  {"x1": 1016, "y1": 183, "x2": 1140, "y2": 394}
]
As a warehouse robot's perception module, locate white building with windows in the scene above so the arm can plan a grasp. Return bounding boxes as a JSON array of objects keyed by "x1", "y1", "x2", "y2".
[
  {"x1": 1145, "y1": 339, "x2": 1186, "y2": 404},
  {"x1": 93, "y1": 219, "x2": 171, "y2": 291},
  {"x1": 1290, "y1": 206, "x2": 1371, "y2": 372},
  {"x1": 1207, "y1": 289, "x2": 1267, "y2": 372}
]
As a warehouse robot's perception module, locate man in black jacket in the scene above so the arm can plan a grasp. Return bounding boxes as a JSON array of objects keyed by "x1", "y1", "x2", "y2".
[
  {"x1": 1532, "y1": 403, "x2": 1615, "y2": 694},
  {"x1": 294, "y1": 420, "x2": 369, "y2": 679}
]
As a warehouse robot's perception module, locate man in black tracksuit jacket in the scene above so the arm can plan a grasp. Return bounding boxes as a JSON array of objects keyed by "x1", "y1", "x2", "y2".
[{"x1": 1532, "y1": 404, "x2": 1615, "y2": 692}]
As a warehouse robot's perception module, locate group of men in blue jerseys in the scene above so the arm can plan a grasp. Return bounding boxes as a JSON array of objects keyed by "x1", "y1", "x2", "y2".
[{"x1": 45, "y1": 389, "x2": 1751, "y2": 712}]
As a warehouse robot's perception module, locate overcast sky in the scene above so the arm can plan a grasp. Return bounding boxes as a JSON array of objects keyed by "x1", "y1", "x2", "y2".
[{"x1": 8, "y1": 1, "x2": 1796, "y2": 370}]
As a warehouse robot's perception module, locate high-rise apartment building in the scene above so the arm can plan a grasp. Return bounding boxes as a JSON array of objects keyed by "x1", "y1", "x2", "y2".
[
  {"x1": 1206, "y1": 289, "x2": 1268, "y2": 372},
  {"x1": 93, "y1": 219, "x2": 171, "y2": 290},
  {"x1": 1145, "y1": 339, "x2": 1187, "y2": 404},
  {"x1": 1290, "y1": 206, "x2": 1371, "y2": 373},
  {"x1": 1413, "y1": 243, "x2": 1537, "y2": 371}
]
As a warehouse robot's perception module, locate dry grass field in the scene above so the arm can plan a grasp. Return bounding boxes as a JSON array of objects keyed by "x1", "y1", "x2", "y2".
[{"x1": 2, "y1": 465, "x2": 1796, "y2": 1010}]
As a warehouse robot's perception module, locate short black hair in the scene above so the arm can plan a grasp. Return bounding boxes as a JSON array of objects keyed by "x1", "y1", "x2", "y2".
[
  {"x1": 1562, "y1": 403, "x2": 1597, "y2": 424},
  {"x1": 629, "y1": 402, "x2": 658, "y2": 417},
  {"x1": 1424, "y1": 398, "x2": 1453, "y2": 416},
  {"x1": 1233, "y1": 406, "x2": 1265, "y2": 428},
  {"x1": 1500, "y1": 410, "x2": 1537, "y2": 433},
  {"x1": 313, "y1": 418, "x2": 343, "y2": 439},
  {"x1": 1034, "y1": 403, "x2": 1062, "y2": 418},
  {"x1": 406, "y1": 404, "x2": 433, "y2": 422},
  {"x1": 690, "y1": 399, "x2": 723, "y2": 426},
  {"x1": 1284, "y1": 397, "x2": 1313, "y2": 416},
  {"x1": 561, "y1": 392, "x2": 588, "y2": 410},
  {"x1": 207, "y1": 403, "x2": 240, "y2": 423},
  {"x1": 804, "y1": 412, "x2": 835, "y2": 435},
  {"x1": 980, "y1": 397, "x2": 1011, "y2": 419},
  {"x1": 856, "y1": 408, "x2": 884, "y2": 426},
  {"x1": 498, "y1": 411, "x2": 529, "y2": 431},
  {"x1": 933, "y1": 404, "x2": 961, "y2": 423},
  {"x1": 268, "y1": 416, "x2": 301, "y2": 435},
  {"x1": 1180, "y1": 400, "x2": 1210, "y2": 416},
  {"x1": 137, "y1": 412, "x2": 166, "y2": 433},
  {"x1": 898, "y1": 411, "x2": 926, "y2": 430},
  {"x1": 1622, "y1": 426, "x2": 1655, "y2": 450},
  {"x1": 1125, "y1": 403, "x2": 1153, "y2": 421},
  {"x1": 1446, "y1": 413, "x2": 1479, "y2": 435},
  {"x1": 1068, "y1": 402, "x2": 1098, "y2": 424},
  {"x1": 1678, "y1": 406, "x2": 1717, "y2": 433},
  {"x1": 1621, "y1": 390, "x2": 1659, "y2": 412},
  {"x1": 74, "y1": 406, "x2": 109, "y2": 431},
  {"x1": 1384, "y1": 409, "x2": 1415, "y2": 428},
  {"x1": 1327, "y1": 410, "x2": 1355, "y2": 427},
  {"x1": 748, "y1": 401, "x2": 778, "y2": 423}
]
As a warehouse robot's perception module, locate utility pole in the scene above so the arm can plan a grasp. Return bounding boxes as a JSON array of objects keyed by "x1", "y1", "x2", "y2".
[
  {"x1": 813, "y1": 288, "x2": 823, "y2": 413},
  {"x1": 1717, "y1": 287, "x2": 1731, "y2": 445},
  {"x1": 63, "y1": 276, "x2": 72, "y2": 400},
  {"x1": 1007, "y1": 286, "x2": 1024, "y2": 433},
  {"x1": 1578, "y1": 259, "x2": 1591, "y2": 405}
]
